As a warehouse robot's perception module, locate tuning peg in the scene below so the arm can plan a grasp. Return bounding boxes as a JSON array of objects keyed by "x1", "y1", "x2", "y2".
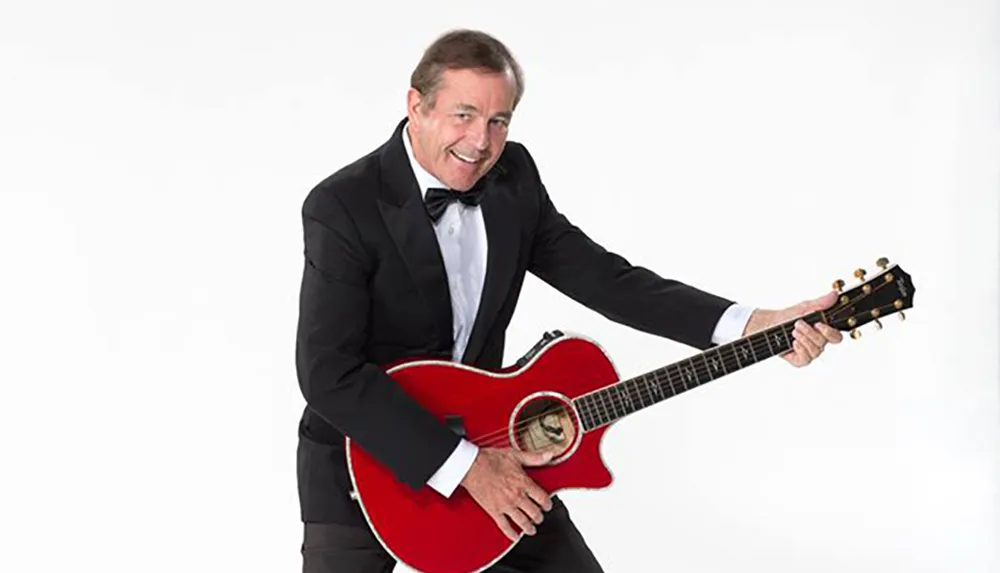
[
  {"x1": 898, "y1": 311, "x2": 906, "y2": 321},
  {"x1": 854, "y1": 268, "x2": 867, "y2": 281},
  {"x1": 876, "y1": 257, "x2": 889, "y2": 270},
  {"x1": 850, "y1": 329, "x2": 862, "y2": 339},
  {"x1": 832, "y1": 279, "x2": 845, "y2": 292},
  {"x1": 873, "y1": 319, "x2": 883, "y2": 330}
]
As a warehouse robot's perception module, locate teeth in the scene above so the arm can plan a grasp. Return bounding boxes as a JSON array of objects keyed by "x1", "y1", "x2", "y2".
[{"x1": 452, "y1": 151, "x2": 479, "y2": 164}]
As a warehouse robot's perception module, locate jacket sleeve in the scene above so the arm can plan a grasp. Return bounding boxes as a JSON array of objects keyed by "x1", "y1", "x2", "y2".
[
  {"x1": 522, "y1": 148, "x2": 735, "y2": 350},
  {"x1": 295, "y1": 189, "x2": 461, "y2": 490}
]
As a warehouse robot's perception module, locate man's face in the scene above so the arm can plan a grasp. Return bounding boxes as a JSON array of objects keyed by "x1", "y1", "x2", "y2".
[{"x1": 406, "y1": 67, "x2": 515, "y2": 191}]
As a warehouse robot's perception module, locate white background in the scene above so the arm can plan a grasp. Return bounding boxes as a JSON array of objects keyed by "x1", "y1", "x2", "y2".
[{"x1": 1, "y1": 1, "x2": 997, "y2": 572}]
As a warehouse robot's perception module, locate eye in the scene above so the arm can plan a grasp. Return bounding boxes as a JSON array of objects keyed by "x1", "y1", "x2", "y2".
[{"x1": 455, "y1": 112, "x2": 471, "y2": 120}]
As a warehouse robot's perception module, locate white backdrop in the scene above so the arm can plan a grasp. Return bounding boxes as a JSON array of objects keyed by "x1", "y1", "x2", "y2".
[{"x1": 1, "y1": 1, "x2": 997, "y2": 572}]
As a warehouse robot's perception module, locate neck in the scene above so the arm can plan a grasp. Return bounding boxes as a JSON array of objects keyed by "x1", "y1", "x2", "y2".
[
  {"x1": 404, "y1": 121, "x2": 435, "y2": 181},
  {"x1": 573, "y1": 311, "x2": 826, "y2": 431}
]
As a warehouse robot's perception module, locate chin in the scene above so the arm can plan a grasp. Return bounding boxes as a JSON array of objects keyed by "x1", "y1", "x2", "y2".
[{"x1": 444, "y1": 173, "x2": 479, "y2": 191}]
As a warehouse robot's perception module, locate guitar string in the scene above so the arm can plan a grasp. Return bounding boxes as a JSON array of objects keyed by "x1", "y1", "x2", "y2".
[
  {"x1": 471, "y1": 313, "x2": 867, "y2": 450},
  {"x1": 484, "y1": 288, "x2": 905, "y2": 448},
  {"x1": 468, "y1": 291, "x2": 900, "y2": 449},
  {"x1": 465, "y1": 283, "x2": 891, "y2": 448},
  {"x1": 469, "y1": 323, "x2": 792, "y2": 449},
  {"x1": 478, "y1": 283, "x2": 908, "y2": 443},
  {"x1": 465, "y1": 281, "x2": 901, "y2": 450}
]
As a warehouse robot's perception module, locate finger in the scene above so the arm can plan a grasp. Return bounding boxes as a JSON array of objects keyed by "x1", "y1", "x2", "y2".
[
  {"x1": 795, "y1": 321, "x2": 827, "y2": 349},
  {"x1": 817, "y1": 323, "x2": 843, "y2": 343},
  {"x1": 518, "y1": 494, "x2": 545, "y2": 525},
  {"x1": 506, "y1": 505, "x2": 537, "y2": 536},
  {"x1": 522, "y1": 481, "x2": 553, "y2": 511},
  {"x1": 515, "y1": 449, "x2": 554, "y2": 467},
  {"x1": 809, "y1": 291, "x2": 839, "y2": 312},
  {"x1": 787, "y1": 340, "x2": 809, "y2": 366},
  {"x1": 792, "y1": 336, "x2": 819, "y2": 362},
  {"x1": 492, "y1": 513, "x2": 519, "y2": 541},
  {"x1": 793, "y1": 332, "x2": 821, "y2": 360}
]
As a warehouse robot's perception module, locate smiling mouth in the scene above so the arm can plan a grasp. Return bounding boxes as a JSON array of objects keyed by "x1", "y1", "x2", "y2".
[{"x1": 450, "y1": 150, "x2": 483, "y2": 165}]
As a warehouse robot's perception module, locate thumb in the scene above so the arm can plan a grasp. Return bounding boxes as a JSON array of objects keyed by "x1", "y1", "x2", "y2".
[
  {"x1": 515, "y1": 448, "x2": 554, "y2": 467},
  {"x1": 798, "y1": 290, "x2": 838, "y2": 314}
]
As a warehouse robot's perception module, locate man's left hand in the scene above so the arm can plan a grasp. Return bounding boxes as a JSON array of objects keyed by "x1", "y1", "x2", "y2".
[{"x1": 742, "y1": 291, "x2": 844, "y2": 368}]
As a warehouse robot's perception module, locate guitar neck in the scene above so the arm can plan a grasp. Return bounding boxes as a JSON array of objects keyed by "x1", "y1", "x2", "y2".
[{"x1": 573, "y1": 311, "x2": 825, "y2": 431}]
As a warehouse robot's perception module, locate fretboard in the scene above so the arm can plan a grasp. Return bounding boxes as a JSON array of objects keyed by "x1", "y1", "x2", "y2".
[{"x1": 573, "y1": 311, "x2": 823, "y2": 431}]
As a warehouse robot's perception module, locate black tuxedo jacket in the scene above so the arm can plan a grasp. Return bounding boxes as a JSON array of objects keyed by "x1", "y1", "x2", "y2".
[{"x1": 295, "y1": 118, "x2": 735, "y2": 524}]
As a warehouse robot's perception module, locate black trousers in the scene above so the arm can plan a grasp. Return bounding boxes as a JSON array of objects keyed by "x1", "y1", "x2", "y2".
[{"x1": 301, "y1": 496, "x2": 605, "y2": 573}]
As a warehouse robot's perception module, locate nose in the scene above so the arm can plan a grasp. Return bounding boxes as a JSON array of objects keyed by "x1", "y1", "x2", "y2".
[{"x1": 468, "y1": 119, "x2": 489, "y2": 151}]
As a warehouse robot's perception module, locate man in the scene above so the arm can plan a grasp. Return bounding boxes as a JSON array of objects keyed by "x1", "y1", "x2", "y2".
[{"x1": 295, "y1": 29, "x2": 842, "y2": 573}]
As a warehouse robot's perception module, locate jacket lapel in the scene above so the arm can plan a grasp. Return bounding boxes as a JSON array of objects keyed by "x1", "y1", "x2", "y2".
[
  {"x1": 461, "y1": 174, "x2": 520, "y2": 365},
  {"x1": 375, "y1": 118, "x2": 521, "y2": 365},
  {"x1": 376, "y1": 120, "x2": 453, "y2": 352}
]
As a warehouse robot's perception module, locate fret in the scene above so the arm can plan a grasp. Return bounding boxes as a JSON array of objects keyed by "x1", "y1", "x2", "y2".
[
  {"x1": 647, "y1": 373, "x2": 663, "y2": 402},
  {"x1": 691, "y1": 361, "x2": 703, "y2": 385},
  {"x1": 774, "y1": 326, "x2": 788, "y2": 354},
  {"x1": 762, "y1": 328, "x2": 775, "y2": 356},
  {"x1": 619, "y1": 385, "x2": 631, "y2": 416},
  {"x1": 593, "y1": 391, "x2": 608, "y2": 426},
  {"x1": 735, "y1": 340, "x2": 754, "y2": 367},
  {"x1": 590, "y1": 395, "x2": 601, "y2": 429},
  {"x1": 661, "y1": 364, "x2": 679, "y2": 393},
  {"x1": 604, "y1": 387, "x2": 620, "y2": 420},
  {"x1": 633, "y1": 379, "x2": 645, "y2": 408},
  {"x1": 574, "y1": 397, "x2": 587, "y2": 429},
  {"x1": 616, "y1": 382, "x2": 629, "y2": 414},
  {"x1": 657, "y1": 366, "x2": 671, "y2": 394},
  {"x1": 622, "y1": 379, "x2": 638, "y2": 410},
  {"x1": 679, "y1": 361, "x2": 698, "y2": 390},
  {"x1": 636, "y1": 377, "x2": 650, "y2": 408},
  {"x1": 778, "y1": 327, "x2": 792, "y2": 350},
  {"x1": 601, "y1": 389, "x2": 617, "y2": 421},
  {"x1": 607, "y1": 386, "x2": 625, "y2": 420},
  {"x1": 592, "y1": 390, "x2": 606, "y2": 425},
  {"x1": 576, "y1": 320, "x2": 807, "y2": 434},
  {"x1": 699, "y1": 354, "x2": 715, "y2": 381},
  {"x1": 619, "y1": 384, "x2": 634, "y2": 415},
  {"x1": 579, "y1": 396, "x2": 595, "y2": 430},
  {"x1": 638, "y1": 377, "x2": 651, "y2": 407},
  {"x1": 621, "y1": 383, "x2": 636, "y2": 414},
  {"x1": 579, "y1": 394, "x2": 593, "y2": 429},
  {"x1": 667, "y1": 366, "x2": 682, "y2": 395},
  {"x1": 707, "y1": 349, "x2": 726, "y2": 376}
]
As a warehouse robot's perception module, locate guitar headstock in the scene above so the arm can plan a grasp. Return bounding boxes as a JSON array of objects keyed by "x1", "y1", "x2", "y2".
[{"x1": 824, "y1": 257, "x2": 915, "y2": 339}]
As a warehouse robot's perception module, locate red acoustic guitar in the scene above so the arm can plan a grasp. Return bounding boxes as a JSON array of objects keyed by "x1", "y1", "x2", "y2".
[{"x1": 346, "y1": 259, "x2": 915, "y2": 573}]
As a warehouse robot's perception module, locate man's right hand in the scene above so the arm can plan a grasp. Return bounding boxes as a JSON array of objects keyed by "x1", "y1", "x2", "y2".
[{"x1": 459, "y1": 447, "x2": 554, "y2": 541}]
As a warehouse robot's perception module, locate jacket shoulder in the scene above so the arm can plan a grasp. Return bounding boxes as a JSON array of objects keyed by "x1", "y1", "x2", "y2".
[
  {"x1": 302, "y1": 146, "x2": 383, "y2": 223},
  {"x1": 497, "y1": 140, "x2": 542, "y2": 182}
]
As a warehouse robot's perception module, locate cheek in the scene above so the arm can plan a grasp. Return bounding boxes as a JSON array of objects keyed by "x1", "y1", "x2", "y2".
[{"x1": 490, "y1": 132, "x2": 508, "y2": 155}]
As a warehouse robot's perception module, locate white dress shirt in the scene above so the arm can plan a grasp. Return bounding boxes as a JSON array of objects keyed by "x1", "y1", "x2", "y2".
[{"x1": 401, "y1": 122, "x2": 755, "y2": 497}]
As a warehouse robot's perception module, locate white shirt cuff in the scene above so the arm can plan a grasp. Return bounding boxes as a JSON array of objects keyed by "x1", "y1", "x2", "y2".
[
  {"x1": 426, "y1": 438, "x2": 479, "y2": 498},
  {"x1": 711, "y1": 303, "x2": 756, "y2": 345}
]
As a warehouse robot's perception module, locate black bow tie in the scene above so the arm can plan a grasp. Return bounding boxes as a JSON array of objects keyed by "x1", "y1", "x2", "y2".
[{"x1": 423, "y1": 185, "x2": 486, "y2": 222}]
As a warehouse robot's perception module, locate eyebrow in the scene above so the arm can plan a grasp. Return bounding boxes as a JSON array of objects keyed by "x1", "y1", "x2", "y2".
[{"x1": 455, "y1": 103, "x2": 512, "y2": 121}]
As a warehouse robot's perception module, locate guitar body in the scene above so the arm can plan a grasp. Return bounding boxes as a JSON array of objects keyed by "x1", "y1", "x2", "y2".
[
  {"x1": 345, "y1": 259, "x2": 916, "y2": 573},
  {"x1": 346, "y1": 333, "x2": 618, "y2": 573}
]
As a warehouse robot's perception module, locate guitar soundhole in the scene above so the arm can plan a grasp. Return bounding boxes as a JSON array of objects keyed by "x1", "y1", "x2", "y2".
[{"x1": 512, "y1": 397, "x2": 578, "y2": 459}]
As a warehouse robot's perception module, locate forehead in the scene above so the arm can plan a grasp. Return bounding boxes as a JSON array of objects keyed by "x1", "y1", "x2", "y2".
[{"x1": 434, "y1": 67, "x2": 515, "y2": 112}]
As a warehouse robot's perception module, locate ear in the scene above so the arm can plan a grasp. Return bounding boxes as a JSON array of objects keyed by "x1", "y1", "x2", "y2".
[{"x1": 406, "y1": 88, "x2": 425, "y2": 124}]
